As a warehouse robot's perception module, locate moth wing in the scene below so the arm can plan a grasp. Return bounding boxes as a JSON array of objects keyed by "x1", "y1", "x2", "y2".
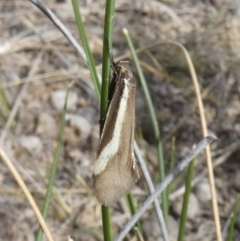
[
  {"x1": 125, "y1": 121, "x2": 139, "y2": 180},
  {"x1": 96, "y1": 81, "x2": 123, "y2": 157},
  {"x1": 93, "y1": 151, "x2": 138, "y2": 206},
  {"x1": 93, "y1": 69, "x2": 139, "y2": 206}
]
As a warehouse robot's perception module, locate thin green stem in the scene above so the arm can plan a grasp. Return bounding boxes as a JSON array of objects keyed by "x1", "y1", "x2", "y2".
[
  {"x1": 101, "y1": 206, "x2": 112, "y2": 241},
  {"x1": 0, "y1": 81, "x2": 9, "y2": 121},
  {"x1": 35, "y1": 85, "x2": 70, "y2": 241},
  {"x1": 166, "y1": 137, "x2": 176, "y2": 216},
  {"x1": 127, "y1": 193, "x2": 142, "y2": 235},
  {"x1": 101, "y1": 0, "x2": 116, "y2": 122},
  {"x1": 71, "y1": 0, "x2": 101, "y2": 102},
  {"x1": 123, "y1": 28, "x2": 168, "y2": 222},
  {"x1": 177, "y1": 159, "x2": 195, "y2": 241},
  {"x1": 227, "y1": 195, "x2": 240, "y2": 241}
]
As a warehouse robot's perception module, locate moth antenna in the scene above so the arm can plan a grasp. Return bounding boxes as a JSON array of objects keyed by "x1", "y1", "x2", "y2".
[
  {"x1": 109, "y1": 52, "x2": 119, "y2": 75},
  {"x1": 106, "y1": 38, "x2": 117, "y2": 73}
]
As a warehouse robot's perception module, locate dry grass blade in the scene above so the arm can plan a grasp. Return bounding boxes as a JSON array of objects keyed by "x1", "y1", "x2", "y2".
[
  {"x1": 0, "y1": 50, "x2": 44, "y2": 145},
  {"x1": 0, "y1": 148, "x2": 54, "y2": 241},
  {"x1": 171, "y1": 41, "x2": 222, "y2": 241}
]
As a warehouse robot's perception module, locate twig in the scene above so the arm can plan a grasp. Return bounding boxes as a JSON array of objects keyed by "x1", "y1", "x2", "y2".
[
  {"x1": 134, "y1": 142, "x2": 169, "y2": 241},
  {"x1": 29, "y1": 0, "x2": 87, "y2": 63}
]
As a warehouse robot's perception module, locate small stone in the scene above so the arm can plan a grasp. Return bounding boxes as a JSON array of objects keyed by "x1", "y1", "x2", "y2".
[
  {"x1": 90, "y1": 124, "x2": 100, "y2": 151},
  {"x1": 195, "y1": 219, "x2": 215, "y2": 240},
  {"x1": 79, "y1": 107, "x2": 98, "y2": 124},
  {"x1": 187, "y1": 193, "x2": 200, "y2": 220},
  {"x1": 19, "y1": 135, "x2": 43, "y2": 155},
  {"x1": 50, "y1": 90, "x2": 78, "y2": 111},
  {"x1": 232, "y1": 170, "x2": 240, "y2": 192},
  {"x1": 195, "y1": 181, "x2": 211, "y2": 204},
  {"x1": 141, "y1": 212, "x2": 162, "y2": 241},
  {"x1": 36, "y1": 112, "x2": 57, "y2": 137},
  {"x1": 172, "y1": 193, "x2": 200, "y2": 220},
  {"x1": 142, "y1": 213, "x2": 178, "y2": 241},
  {"x1": 168, "y1": 215, "x2": 179, "y2": 241},
  {"x1": 68, "y1": 149, "x2": 83, "y2": 162},
  {"x1": 64, "y1": 114, "x2": 91, "y2": 146}
]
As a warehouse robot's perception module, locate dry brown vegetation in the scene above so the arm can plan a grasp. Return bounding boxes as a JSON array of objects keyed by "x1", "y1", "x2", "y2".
[{"x1": 0, "y1": 0, "x2": 240, "y2": 240}]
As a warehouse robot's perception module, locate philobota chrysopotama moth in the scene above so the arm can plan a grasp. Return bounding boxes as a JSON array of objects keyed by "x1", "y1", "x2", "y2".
[{"x1": 92, "y1": 60, "x2": 139, "y2": 206}]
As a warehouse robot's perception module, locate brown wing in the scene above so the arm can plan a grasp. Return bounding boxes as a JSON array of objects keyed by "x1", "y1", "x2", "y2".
[
  {"x1": 96, "y1": 79, "x2": 124, "y2": 157},
  {"x1": 93, "y1": 68, "x2": 139, "y2": 206}
]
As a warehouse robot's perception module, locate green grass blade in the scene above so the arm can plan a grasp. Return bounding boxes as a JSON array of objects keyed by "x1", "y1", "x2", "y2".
[
  {"x1": 100, "y1": 0, "x2": 116, "y2": 121},
  {"x1": 134, "y1": 227, "x2": 144, "y2": 241},
  {"x1": 227, "y1": 195, "x2": 240, "y2": 241},
  {"x1": 127, "y1": 193, "x2": 142, "y2": 235},
  {"x1": 166, "y1": 137, "x2": 176, "y2": 216},
  {"x1": 0, "y1": 81, "x2": 10, "y2": 122},
  {"x1": 177, "y1": 159, "x2": 195, "y2": 241},
  {"x1": 123, "y1": 28, "x2": 168, "y2": 222},
  {"x1": 101, "y1": 206, "x2": 112, "y2": 241},
  {"x1": 71, "y1": 0, "x2": 101, "y2": 102},
  {"x1": 35, "y1": 84, "x2": 72, "y2": 241}
]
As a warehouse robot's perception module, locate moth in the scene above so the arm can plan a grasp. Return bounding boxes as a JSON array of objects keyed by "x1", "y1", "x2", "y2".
[{"x1": 92, "y1": 59, "x2": 139, "y2": 206}]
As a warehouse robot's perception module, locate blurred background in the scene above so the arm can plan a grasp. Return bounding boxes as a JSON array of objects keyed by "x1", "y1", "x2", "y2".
[{"x1": 0, "y1": 0, "x2": 240, "y2": 240}]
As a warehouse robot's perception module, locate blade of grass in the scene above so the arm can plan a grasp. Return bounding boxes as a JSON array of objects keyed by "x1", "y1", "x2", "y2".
[
  {"x1": 134, "y1": 227, "x2": 145, "y2": 241},
  {"x1": 123, "y1": 28, "x2": 168, "y2": 223},
  {"x1": 0, "y1": 81, "x2": 10, "y2": 122},
  {"x1": 177, "y1": 158, "x2": 195, "y2": 241},
  {"x1": 71, "y1": 0, "x2": 101, "y2": 102},
  {"x1": 101, "y1": 0, "x2": 116, "y2": 120},
  {"x1": 35, "y1": 82, "x2": 73, "y2": 241},
  {"x1": 101, "y1": 206, "x2": 111, "y2": 241},
  {"x1": 127, "y1": 193, "x2": 142, "y2": 235},
  {"x1": 227, "y1": 195, "x2": 240, "y2": 241},
  {"x1": 124, "y1": 32, "x2": 169, "y2": 239},
  {"x1": 166, "y1": 137, "x2": 176, "y2": 215}
]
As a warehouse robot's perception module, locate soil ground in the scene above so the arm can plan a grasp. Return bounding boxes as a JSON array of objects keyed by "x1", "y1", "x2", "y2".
[{"x1": 0, "y1": 0, "x2": 240, "y2": 240}]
